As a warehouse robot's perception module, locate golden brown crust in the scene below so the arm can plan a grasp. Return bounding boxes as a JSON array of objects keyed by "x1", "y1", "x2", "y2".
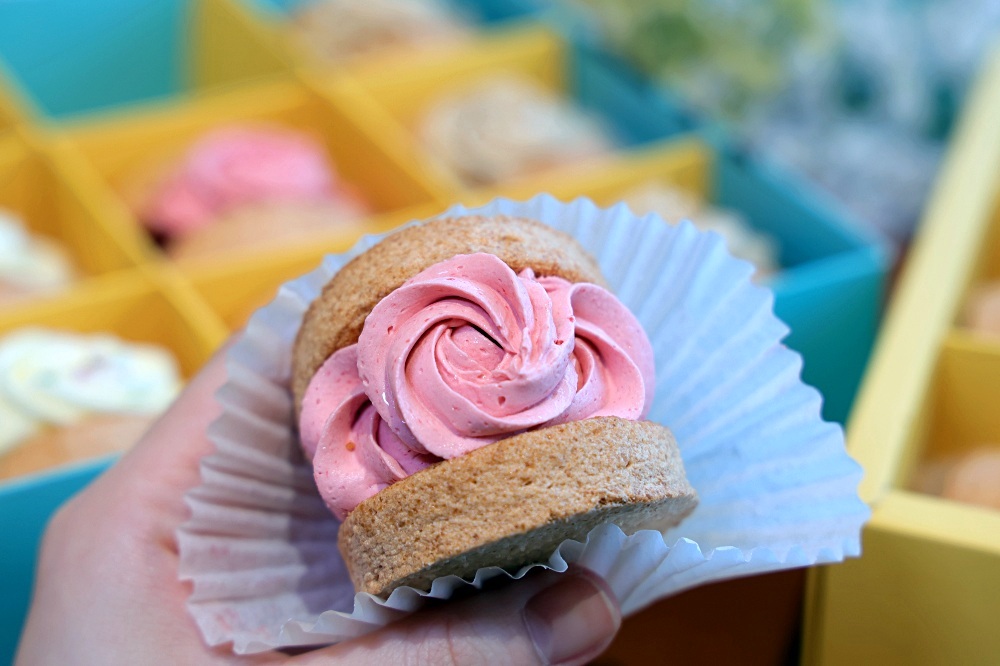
[
  {"x1": 291, "y1": 215, "x2": 607, "y2": 410},
  {"x1": 169, "y1": 200, "x2": 366, "y2": 261},
  {"x1": 338, "y1": 417, "x2": 698, "y2": 597}
]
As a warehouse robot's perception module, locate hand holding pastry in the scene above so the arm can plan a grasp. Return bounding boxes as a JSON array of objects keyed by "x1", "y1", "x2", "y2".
[{"x1": 17, "y1": 340, "x2": 621, "y2": 666}]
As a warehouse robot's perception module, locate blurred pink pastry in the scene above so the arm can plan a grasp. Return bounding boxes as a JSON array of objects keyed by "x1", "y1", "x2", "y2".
[
  {"x1": 291, "y1": 0, "x2": 471, "y2": 64},
  {"x1": 941, "y1": 447, "x2": 1000, "y2": 511},
  {"x1": 131, "y1": 125, "x2": 369, "y2": 257},
  {"x1": 963, "y1": 282, "x2": 1000, "y2": 336}
]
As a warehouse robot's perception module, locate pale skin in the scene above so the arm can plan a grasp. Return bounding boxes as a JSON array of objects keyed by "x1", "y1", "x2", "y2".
[{"x1": 16, "y1": 342, "x2": 621, "y2": 665}]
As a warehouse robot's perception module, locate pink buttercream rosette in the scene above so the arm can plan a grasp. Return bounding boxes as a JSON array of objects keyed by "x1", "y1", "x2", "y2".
[
  {"x1": 300, "y1": 252, "x2": 656, "y2": 519},
  {"x1": 178, "y1": 195, "x2": 869, "y2": 654}
]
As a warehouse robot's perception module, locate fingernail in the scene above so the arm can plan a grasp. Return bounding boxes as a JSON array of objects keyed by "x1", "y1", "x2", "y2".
[{"x1": 524, "y1": 572, "x2": 620, "y2": 665}]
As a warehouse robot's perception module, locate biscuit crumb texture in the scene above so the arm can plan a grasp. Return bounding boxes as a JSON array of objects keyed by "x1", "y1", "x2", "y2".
[
  {"x1": 292, "y1": 215, "x2": 607, "y2": 410},
  {"x1": 338, "y1": 417, "x2": 698, "y2": 597}
]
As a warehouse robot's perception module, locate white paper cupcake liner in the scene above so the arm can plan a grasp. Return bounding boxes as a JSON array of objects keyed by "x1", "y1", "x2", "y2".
[{"x1": 178, "y1": 195, "x2": 869, "y2": 654}]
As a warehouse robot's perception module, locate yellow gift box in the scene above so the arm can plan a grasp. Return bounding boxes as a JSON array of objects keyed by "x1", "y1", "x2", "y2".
[{"x1": 804, "y1": 46, "x2": 1000, "y2": 666}]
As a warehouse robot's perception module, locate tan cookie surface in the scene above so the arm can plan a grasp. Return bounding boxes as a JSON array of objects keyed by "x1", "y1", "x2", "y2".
[{"x1": 338, "y1": 416, "x2": 697, "y2": 597}]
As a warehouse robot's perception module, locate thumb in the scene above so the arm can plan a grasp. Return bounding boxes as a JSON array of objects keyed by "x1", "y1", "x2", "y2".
[{"x1": 293, "y1": 568, "x2": 621, "y2": 666}]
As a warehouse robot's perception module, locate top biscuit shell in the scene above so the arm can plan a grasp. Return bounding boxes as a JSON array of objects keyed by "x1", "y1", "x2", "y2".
[{"x1": 291, "y1": 215, "x2": 608, "y2": 412}]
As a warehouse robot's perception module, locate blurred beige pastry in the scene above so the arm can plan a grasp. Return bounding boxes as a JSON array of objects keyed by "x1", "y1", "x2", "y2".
[
  {"x1": 0, "y1": 414, "x2": 156, "y2": 480},
  {"x1": 122, "y1": 124, "x2": 371, "y2": 259},
  {"x1": 0, "y1": 209, "x2": 75, "y2": 306},
  {"x1": 0, "y1": 328, "x2": 181, "y2": 481},
  {"x1": 622, "y1": 181, "x2": 780, "y2": 278},
  {"x1": 963, "y1": 282, "x2": 1000, "y2": 336},
  {"x1": 941, "y1": 447, "x2": 1000, "y2": 511},
  {"x1": 168, "y1": 199, "x2": 369, "y2": 261},
  {"x1": 419, "y1": 74, "x2": 614, "y2": 188},
  {"x1": 291, "y1": 0, "x2": 471, "y2": 63}
]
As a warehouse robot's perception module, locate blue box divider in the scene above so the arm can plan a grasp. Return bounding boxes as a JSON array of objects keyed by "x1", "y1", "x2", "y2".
[{"x1": 569, "y1": 42, "x2": 697, "y2": 146}]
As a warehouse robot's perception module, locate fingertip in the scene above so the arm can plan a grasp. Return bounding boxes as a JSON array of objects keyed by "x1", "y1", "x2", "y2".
[{"x1": 524, "y1": 569, "x2": 621, "y2": 666}]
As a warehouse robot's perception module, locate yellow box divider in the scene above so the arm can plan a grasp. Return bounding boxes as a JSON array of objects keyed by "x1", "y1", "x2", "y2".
[
  {"x1": 891, "y1": 331, "x2": 1000, "y2": 492},
  {"x1": 305, "y1": 72, "x2": 457, "y2": 206},
  {"x1": 804, "y1": 44, "x2": 1000, "y2": 666},
  {"x1": 147, "y1": 261, "x2": 230, "y2": 352},
  {"x1": 343, "y1": 25, "x2": 568, "y2": 199},
  {"x1": 928, "y1": 334, "x2": 1000, "y2": 456},
  {"x1": 814, "y1": 495, "x2": 1000, "y2": 665},
  {"x1": 268, "y1": 4, "x2": 519, "y2": 83},
  {"x1": 188, "y1": 0, "x2": 292, "y2": 95},
  {"x1": 0, "y1": 59, "x2": 38, "y2": 132},
  {"x1": 55, "y1": 78, "x2": 445, "y2": 268},
  {"x1": 0, "y1": 267, "x2": 216, "y2": 378},
  {"x1": 185, "y1": 200, "x2": 441, "y2": 331},
  {"x1": 0, "y1": 129, "x2": 144, "y2": 281},
  {"x1": 475, "y1": 136, "x2": 712, "y2": 208},
  {"x1": 0, "y1": 97, "x2": 13, "y2": 132},
  {"x1": 357, "y1": 25, "x2": 564, "y2": 124},
  {"x1": 0, "y1": 87, "x2": 19, "y2": 132},
  {"x1": 40, "y1": 132, "x2": 157, "y2": 267}
]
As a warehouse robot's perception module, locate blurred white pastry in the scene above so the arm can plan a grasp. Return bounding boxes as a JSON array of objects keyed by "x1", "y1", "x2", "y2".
[
  {"x1": 419, "y1": 74, "x2": 614, "y2": 187},
  {"x1": 0, "y1": 209, "x2": 75, "y2": 304},
  {"x1": 0, "y1": 328, "x2": 181, "y2": 476},
  {"x1": 622, "y1": 181, "x2": 780, "y2": 277},
  {"x1": 292, "y1": 0, "x2": 470, "y2": 63}
]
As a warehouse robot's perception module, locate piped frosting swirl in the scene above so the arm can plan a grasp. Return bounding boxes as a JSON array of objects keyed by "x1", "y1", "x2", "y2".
[{"x1": 300, "y1": 253, "x2": 654, "y2": 519}]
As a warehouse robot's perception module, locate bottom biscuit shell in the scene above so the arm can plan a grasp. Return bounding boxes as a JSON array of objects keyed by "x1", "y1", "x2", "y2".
[{"x1": 337, "y1": 416, "x2": 698, "y2": 597}]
